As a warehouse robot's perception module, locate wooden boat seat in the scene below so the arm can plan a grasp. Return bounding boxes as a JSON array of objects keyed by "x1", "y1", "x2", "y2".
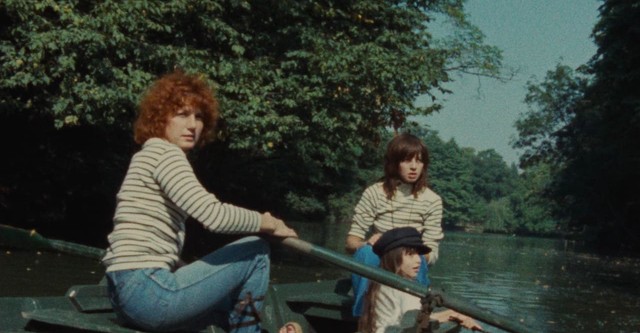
[
  {"x1": 22, "y1": 308, "x2": 144, "y2": 333},
  {"x1": 66, "y1": 284, "x2": 112, "y2": 312},
  {"x1": 21, "y1": 284, "x2": 224, "y2": 332},
  {"x1": 20, "y1": 284, "x2": 143, "y2": 332},
  {"x1": 285, "y1": 278, "x2": 353, "y2": 307},
  {"x1": 272, "y1": 278, "x2": 356, "y2": 323},
  {"x1": 285, "y1": 291, "x2": 353, "y2": 307}
]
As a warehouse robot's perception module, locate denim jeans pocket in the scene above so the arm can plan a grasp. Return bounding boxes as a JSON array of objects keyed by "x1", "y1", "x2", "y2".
[
  {"x1": 115, "y1": 270, "x2": 145, "y2": 307},
  {"x1": 143, "y1": 268, "x2": 177, "y2": 292},
  {"x1": 109, "y1": 269, "x2": 172, "y2": 330}
]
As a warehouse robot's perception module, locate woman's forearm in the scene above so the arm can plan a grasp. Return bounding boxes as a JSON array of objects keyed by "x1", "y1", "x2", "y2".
[{"x1": 345, "y1": 235, "x2": 366, "y2": 254}]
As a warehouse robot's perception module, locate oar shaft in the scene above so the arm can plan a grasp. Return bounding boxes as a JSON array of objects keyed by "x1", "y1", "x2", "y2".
[
  {"x1": 0, "y1": 224, "x2": 105, "y2": 259},
  {"x1": 281, "y1": 237, "x2": 429, "y2": 297},
  {"x1": 280, "y1": 237, "x2": 537, "y2": 333},
  {"x1": 48, "y1": 239, "x2": 105, "y2": 259}
]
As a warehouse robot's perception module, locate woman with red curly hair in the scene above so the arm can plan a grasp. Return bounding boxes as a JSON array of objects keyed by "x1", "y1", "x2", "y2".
[{"x1": 102, "y1": 70, "x2": 299, "y2": 333}]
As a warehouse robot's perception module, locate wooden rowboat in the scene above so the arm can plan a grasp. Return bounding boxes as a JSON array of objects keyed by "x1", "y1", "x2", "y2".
[
  {"x1": 0, "y1": 225, "x2": 534, "y2": 333},
  {"x1": 1, "y1": 277, "x2": 463, "y2": 333}
]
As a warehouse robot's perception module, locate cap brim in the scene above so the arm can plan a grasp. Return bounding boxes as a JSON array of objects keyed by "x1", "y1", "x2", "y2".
[
  {"x1": 416, "y1": 244, "x2": 432, "y2": 255},
  {"x1": 374, "y1": 238, "x2": 432, "y2": 256}
]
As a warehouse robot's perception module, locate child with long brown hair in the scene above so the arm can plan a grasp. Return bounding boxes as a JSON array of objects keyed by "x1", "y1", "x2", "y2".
[{"x1": 358, "y1": 227, "x2": 482, "y2": 333}]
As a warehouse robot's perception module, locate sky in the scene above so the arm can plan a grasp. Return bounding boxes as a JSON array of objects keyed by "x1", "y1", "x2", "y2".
[{"x1": 416, "y1": 0, "x2": 601, "y2": 166}]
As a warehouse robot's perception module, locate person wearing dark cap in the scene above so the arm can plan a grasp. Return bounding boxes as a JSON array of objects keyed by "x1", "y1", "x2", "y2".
[
  {"x1": 345, "y1": 134, "x2": 443, "y2": 317},
  {"x1": 358, "y1": 227, "x2": 483, "y2": 333}
]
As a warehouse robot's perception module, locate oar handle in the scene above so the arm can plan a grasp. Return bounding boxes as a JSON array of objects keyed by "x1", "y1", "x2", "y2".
[{"x1": 279, "y1": 237, "x2": 537, "y2": 333}]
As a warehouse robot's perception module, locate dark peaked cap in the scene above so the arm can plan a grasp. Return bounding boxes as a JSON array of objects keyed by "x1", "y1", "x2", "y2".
[{"x1": 372, "y1": 227, "x2": 432, "y2": 257}]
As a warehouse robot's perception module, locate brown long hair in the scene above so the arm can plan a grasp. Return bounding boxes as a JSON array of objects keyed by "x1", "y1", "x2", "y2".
[
  {"x1": 134, "y1": 69, "x2": 219, "y2": 146},
  {"x1": 382, "y1": 133, "x2": 430, "y2": 199},
  {"x1": 358, "y1": 247, "x2": 407, "y2": 333}
]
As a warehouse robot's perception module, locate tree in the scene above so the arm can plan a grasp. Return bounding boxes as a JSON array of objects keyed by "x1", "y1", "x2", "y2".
[
  {"x1": 509, "y1": 163, "x2": 559, "y2": 234},
  {"x1": 513, "y1": 64, "x2": 589, "y2": 168},
  {"x1": 554, "y1": 0, "x2": 640, "y2": 251},
  {"x1": 480, "y1": 197, "x2": 514, "y2": 233},
  {"x1": 421, "y1": 132, "x2": 478, "y2": 227},
  {"x1": 0, "y1": 1, "x2": 505, "y2": 235},
  {"x1": 470, "y1": 149, "x2": 518, "y2": 202},
  {"x1": 512, "y1": 0, "x2": 640, "y2": 251},
  {"x1": 512, "y1": 64, "x2": 589, "y2": 234}
]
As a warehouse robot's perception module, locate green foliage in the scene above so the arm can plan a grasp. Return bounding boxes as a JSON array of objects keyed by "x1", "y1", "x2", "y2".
[
  {"x1": 514, "y1": 64, "x2": 589, "y2": 168},
  {"x1": 0, "y1": 1, "x2": 505, "y2": 232},
  {"x1": 509, "y1": 163, "x2": 559, "y2": 234},
  {"x1": 554, "y1": 0, "x2": 640, "y2": 250},
  {"x1": 404, "y1": 125, "x2": 561, "y2": 235},
  {"x1": 511, "y1": 65, "x2": 588, "y2": 236},
  {"x1": 512, "y1": 0, "x2": 640, "y2": 252},
  {"x1": 0, "y1": 0, "x2": 486, "y2": 154},
  {"x1": 480, "y1": 198, "x2": 514, "y2": 233},
  {"x1": 410, "y1": 128, "x2": 478, "y2": 227},
  {"x1": 471, "y1": 149, "x2": 518, "y2": 201}
]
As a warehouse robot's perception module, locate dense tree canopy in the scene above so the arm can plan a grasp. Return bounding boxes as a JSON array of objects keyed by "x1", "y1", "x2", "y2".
[
  {"x1": 0, "y1": 0, "x2": 504, "y2": 242},
  {"x1": 513, "y1": 64, "x2": 589, "y2": 168},
  {"x1": 513, "y1": 0, "x2": 640, "y2": 252},
  {"x1": 558, "y1": 0, "x2": 640, "y2": 251},
  {"x1": 0, "y1": 1, "x2": 502, "y2": 151}
]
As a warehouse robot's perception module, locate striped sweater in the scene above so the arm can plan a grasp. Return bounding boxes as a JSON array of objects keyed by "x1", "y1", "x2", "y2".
[
  {"x1": 348, "y1": 182, "x2": 444, "y2": 264},
  {"x1": 102, "y1": 138, "x2": 261, "y2": 272}
]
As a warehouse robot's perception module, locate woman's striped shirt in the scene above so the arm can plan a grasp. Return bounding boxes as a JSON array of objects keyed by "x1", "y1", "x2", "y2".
[
  {"x1": 102, "y1": 138, "x2": 261, "y2": 272},
  {"x1": 348, "y1": 182, "x2": 444, "y2": 264}
]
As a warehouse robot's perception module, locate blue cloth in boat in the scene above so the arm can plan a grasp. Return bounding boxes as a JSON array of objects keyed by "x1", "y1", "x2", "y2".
[{"x1": 351, "y1": 244, "x2": 430, "y2": 317}]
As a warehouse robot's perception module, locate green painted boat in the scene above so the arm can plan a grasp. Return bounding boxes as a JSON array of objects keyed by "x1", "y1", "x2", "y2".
[
  {"x1": 0, "y1": 277, "x2": 463, "y2": 333},
  {"x1": 0, "y1": 225, "x2": 534, "y2": 333}
]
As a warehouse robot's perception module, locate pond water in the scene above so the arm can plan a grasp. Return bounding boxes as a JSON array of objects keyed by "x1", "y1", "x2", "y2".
[
  {"x1": 2, "y1": 222, "x2": 640, "y2": 333},
  {"x1": 0, "y1": 250, "x2": 104, "y2": 297},
  {"x1": 273, "y1": 222, "x2": 640, "y2": 333}
]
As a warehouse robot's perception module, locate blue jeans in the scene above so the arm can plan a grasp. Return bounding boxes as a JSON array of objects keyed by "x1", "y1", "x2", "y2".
[
  {"x1": 351, "y1": 244, "x2": 430, "y2": 317},
  {"x1": 106, "y1": 236, "x2": 270, "y2": 333}
]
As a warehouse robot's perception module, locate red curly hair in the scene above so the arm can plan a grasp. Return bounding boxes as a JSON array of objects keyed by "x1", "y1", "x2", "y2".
[{"x1": 134, "y1": 70, "x2": 219, "y2": 146}]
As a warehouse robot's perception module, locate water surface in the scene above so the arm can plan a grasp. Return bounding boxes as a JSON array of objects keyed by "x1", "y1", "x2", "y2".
[{"x1": 275, "y1": 222, "x2": 640, "y2": 333}]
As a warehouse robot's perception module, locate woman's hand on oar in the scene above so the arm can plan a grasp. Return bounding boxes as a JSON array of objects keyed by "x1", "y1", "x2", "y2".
[{"x1": 259, "y1": 213, "x2": 298, "y2": 238}]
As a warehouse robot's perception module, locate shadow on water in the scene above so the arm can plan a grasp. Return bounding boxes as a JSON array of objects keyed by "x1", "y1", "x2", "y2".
[{"x1": 3, "y1": 222, "x2": 640, "y2": 333}]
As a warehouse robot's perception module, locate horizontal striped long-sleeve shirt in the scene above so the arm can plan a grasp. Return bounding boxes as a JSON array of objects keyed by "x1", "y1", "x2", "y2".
[
  {"x1": 102, "y1": 138, "x2": 261, "y2": 272},
  {"x1": 348, "y1": 182, "x2": 444, "y2": 264}
]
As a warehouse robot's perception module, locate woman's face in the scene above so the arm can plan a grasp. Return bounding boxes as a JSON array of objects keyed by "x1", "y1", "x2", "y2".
[
  {"x1": 398, "y1": 154, "x2": 424, "y2": 184},
  {"x1": 398, "y1": 249, "x2": 422, "y2": 279},
  {"x1": 165, "y1": 106, "x2": 203, "y2": 151}
]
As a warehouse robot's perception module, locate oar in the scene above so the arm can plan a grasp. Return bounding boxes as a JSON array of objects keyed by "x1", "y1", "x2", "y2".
[
  {"x1": 280, "y1": 237, "x2": 537, "y2": 333},
  {"x1": 0, "y1": 224, "x2": 105, "y2": 260}
]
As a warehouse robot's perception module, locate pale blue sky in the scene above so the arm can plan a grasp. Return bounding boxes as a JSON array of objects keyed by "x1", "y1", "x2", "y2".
[{"x1": 417, "y1": 0, "x2": 600, "y2": 165}]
